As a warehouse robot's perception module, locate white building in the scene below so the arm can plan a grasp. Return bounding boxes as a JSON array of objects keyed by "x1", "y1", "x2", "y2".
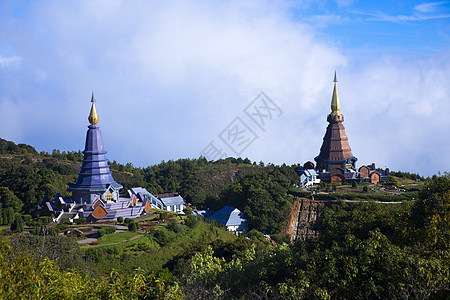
[
  {"x1": 159, "y1": 195, "x2": 186, "y2": 214},
  {"x1": 207, "y1": 206, "x2": 248, "y2": 233},
  {"x1": 300, "y1": 169, "x2": 321, "y2": 187}
]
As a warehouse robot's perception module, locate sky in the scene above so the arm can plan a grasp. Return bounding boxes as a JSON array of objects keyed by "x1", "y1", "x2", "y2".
[{"x1": 0, "y1": 0, "x2": 449, "y2": 177}]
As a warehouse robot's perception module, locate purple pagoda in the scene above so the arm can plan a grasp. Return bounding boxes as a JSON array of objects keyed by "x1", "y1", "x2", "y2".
[{"x1": 68, "y1": 93, "x2": 123, "y2": 204}]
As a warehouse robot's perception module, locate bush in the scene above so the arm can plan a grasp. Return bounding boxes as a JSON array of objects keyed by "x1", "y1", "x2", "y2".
[
  {"x1": 152, "y1": 228, "x2": 176, "y2": 246},
  {"x1": 352, "y1": 181, "x2": 358, "y2": 188},
  {"x1": 10, "y1": 218, "x2": 24, "y2": 232},
  {"x1": 55, "y1": 224, "x2": 68, "y2": 231},
  {"x1": 60, "y1": 217, "x2": 72, "y2": 225},
  {"x1": 117, "y1": 216, "x2": 123, "y2": 223},
  {"x1": 27, "y1": 221, "x2": 39, "y2": 228},
  {"x1": 247, "y1": 229, "x2": 266, "y2": 242},
  {"x1": 124, "y1": 218, "x2": 131, "y2": 224},
  {"x1": 38, "y1": 216, "x2": 52, "y2": 225},
  {"x1": 48, "y1": 228, "x2": 61, "y2": 236},
  {"x1": 185, "y1": 214, "x2": 199, "y2": 228},
  {"x1": 183, "y1": 207, "x2": 193, "y2": 216},
  {"x1": 363, "y1": 186, "x2": 368, "y2": 192},
  {"x1": 22, "y1": 215, "x2": 32, "y2": 222},
  {"x1": 271, "y1": 233, "x2": 290, "y2": 244},
  {"x1": 98, "y1": 226, "x2": 116, "y2": 237},
  {"x1": 171, "y1": 223, "x2": 185, "y2": 234},
  {"x1": 74, "y1": 218, "x2": 86, "y2": 225},
  {"x1": 29, "y1": 228, "x2": 40, "y2": 235},
  {"x1": 30, "y1": 226, "x2": 46, "y2": 235},
  {"x1": 128, "y1": 221, "x2": 139, "y2": 231},
  {"x1": 167, "y1": 219, "x2": 179, "y2": 231}
]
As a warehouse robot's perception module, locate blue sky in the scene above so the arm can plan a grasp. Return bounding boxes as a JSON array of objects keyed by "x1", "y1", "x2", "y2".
[{"x1": 0, "y1": 0, "x2": 449, "y2": 177}]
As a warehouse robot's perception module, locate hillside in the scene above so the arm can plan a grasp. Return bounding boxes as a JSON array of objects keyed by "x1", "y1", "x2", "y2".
[
  {"x1": 0, "y1": 137, "x2": 426, "y2": 234},
  {"x1": 0, "y1": 137, "x2": 448, "y2": 298}
]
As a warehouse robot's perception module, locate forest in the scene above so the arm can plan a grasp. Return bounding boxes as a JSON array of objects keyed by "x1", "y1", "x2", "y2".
[{"x1": 0, "y1": 137, "x2": 448, "y2": 299}]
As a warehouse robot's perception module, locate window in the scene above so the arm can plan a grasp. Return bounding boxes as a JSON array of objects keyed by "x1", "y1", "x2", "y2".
[{"x1": 104, "y1": 193, "x2": 112, "y2": 201}]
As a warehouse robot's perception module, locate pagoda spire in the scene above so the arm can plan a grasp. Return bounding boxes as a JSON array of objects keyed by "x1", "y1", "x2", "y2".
[
  {"x1": 68, "y1": 94, "x2": 122, "y2": 204},
  {"x1": 314, "y1": 72, "x2": 357, "y2": 184},
  {"x1": 88, "y1": 92, "x2": 100, "y2": 125},
  {"x1": 331, "y1": 71, "x2": 340, "y2": 116}
]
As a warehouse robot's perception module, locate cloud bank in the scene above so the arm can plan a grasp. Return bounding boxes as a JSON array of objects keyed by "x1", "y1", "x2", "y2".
[{"x1": 0, "y1": 0, "x2": 449, "y2": 177}]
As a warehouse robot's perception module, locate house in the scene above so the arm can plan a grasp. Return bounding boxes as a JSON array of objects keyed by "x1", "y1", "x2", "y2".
[
  {"x1": 207, "y1": 206, "x2": 248, "y2": 233},
  {"x1": 157, "y1": 193, "x2": 186, "y2": 214},
  {"x1": 358, "y1": 163, "x2": 389, "y2": 184},
  {"x1": 300, "y1": 169, "x2": 321, "y2": 187}
]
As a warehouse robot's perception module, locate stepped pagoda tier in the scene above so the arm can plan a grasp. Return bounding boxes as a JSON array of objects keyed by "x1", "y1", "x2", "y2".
[
  {"x1": 68, "y1": 93, "x2": 123, "y2": 204},
  {"x1": 315, "y1": 72, "x2": 357, "y2": 184}
]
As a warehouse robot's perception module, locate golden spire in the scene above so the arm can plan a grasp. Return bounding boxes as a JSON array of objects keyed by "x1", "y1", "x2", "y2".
[
  {"x1": 88, "y1": 92, "x2": 100, "y2": 125},
  {"x1": 331, "y1": 71, "x2": 341, "y2": 116}
]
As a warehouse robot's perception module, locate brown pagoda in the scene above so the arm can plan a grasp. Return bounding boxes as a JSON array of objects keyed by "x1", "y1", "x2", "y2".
[{"x1": 315, "y1": 72, "x2": 357, "y2": 184}]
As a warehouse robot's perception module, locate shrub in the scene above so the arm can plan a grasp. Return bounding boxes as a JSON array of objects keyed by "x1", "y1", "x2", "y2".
[
  {"x1": 124, "y1": 218, "x2": 131, "y2": 224},
  {"x1": 27, "y1": 221, "x2": 38, "y2": 228},
  {"x1": 363, "y1": 186, "x2": 368, "y2": 192},
  {"x1": 74, "y1": 218, "x2": 86, "y2": 225},
  {"x1": 117, "y1": 216, "x2": 123, "y2": 223},
  {"x1": 38, "y1": 216, "x2": 52, "y2": 225},
  {"x1": 183, "y1": 207, "x2": 193, "y2": 216},
  {"x1": 48, "y1": 228, "x2": 61, "y2": 236},
  {"x1": 22, "y1": 215, "x2": 32, "y2": 222},
  {"x1": 153, "y1": 228, "x2": 176, "y2": 246},
  {"x1": 60, "y1": 217, "x2": 72, "y2": 225},
  {"x1": 247, "y1": 229, "x2": 266, "y2": 242},
  {"x1": 185, "y1": 214, "x2": 199, "y2": 228},
  {"x1": 128, "y1": 221, "x2": 139, "y2": 231},
  {"x1": 352, "y1": 181, "x2": 358, "y2": 188},
  {"x1": 10, "y1": 218, "x2": 24, "y2": 232},
  {"x1": 98, "y1": 226, "x2": 116, "y2": 237},
  {"x1": 271, "y1": 233, "x2": 290, "y2": 244},
  {"x1": 55, "y1": 224, "x2": 68, "y2": 231}
]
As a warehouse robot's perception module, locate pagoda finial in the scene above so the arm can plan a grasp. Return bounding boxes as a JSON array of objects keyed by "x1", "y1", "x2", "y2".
[
  {"x1": 331, "y1": 72, "x2": 340, "y2": 116},
  {"x1": 88, "y1": 92, "x2": 100, "y2": 125}
]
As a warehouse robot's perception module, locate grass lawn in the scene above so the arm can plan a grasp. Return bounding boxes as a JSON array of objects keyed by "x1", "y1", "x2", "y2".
[{"x1": 98, "y1": 231, "x2": 139, "y2": 244}]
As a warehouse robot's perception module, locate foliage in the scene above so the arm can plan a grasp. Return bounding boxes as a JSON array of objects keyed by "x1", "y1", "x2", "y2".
[
  {"x1": 60, "y1": 217, "x2": 72, "y2": 225},
  {"x1": 167, "y1": 219, "x2": 185, "y2": 234},
  {"x1": 128, "y1": 221, "x2": 140, "y2": 231},
  {"x1": 184, "y1": 214, "x2": 199, "y2": 228},
  {"x1": 98, "y1": 226, "x2": 117, "y2": 237},
  {"x1": 74, "y1": 218, "x2": 86, "y2": 225},
  {"x1": 390, "y1": 170, "x2": 425, "y2": 181},
  {"x1": 10, "y1": 217, "x2": 24, "y2": 232},
  {"x1": 0, "y1": 237, "x2": 184, "y2": 299},
  {"x1": 246, "y1": 229, "x2": 266, "y2": 243},
  {"x1": 0, "y1": 138, "x2": 447, "y2": 298}
]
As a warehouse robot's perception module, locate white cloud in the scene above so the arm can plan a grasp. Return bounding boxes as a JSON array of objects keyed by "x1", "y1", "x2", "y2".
[
  {"x1": 367, "y1": 12, "x2": 450, "y2": 23},
  {"x1": 414, "y1": 1, "x2": 447, "y2": 13},
  {"x1": 0, "y1": 1, "x2": 448, "y2": 177},
  {"x1": 0, "y1": 55, "x2": 22, "y2": 68}
]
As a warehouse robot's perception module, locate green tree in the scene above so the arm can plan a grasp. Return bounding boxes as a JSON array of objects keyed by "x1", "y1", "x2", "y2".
[
  {"x1": 10, "y1": 217, "x2": 24, "y2": 232},
  {"x1": 0, "y1": 187, "x2": 22, "y2": 212}
]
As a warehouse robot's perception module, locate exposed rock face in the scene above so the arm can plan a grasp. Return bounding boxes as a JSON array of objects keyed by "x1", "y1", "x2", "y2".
[{"x1": 284, "y1": 198, "x2": 327, "y2": 241}]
